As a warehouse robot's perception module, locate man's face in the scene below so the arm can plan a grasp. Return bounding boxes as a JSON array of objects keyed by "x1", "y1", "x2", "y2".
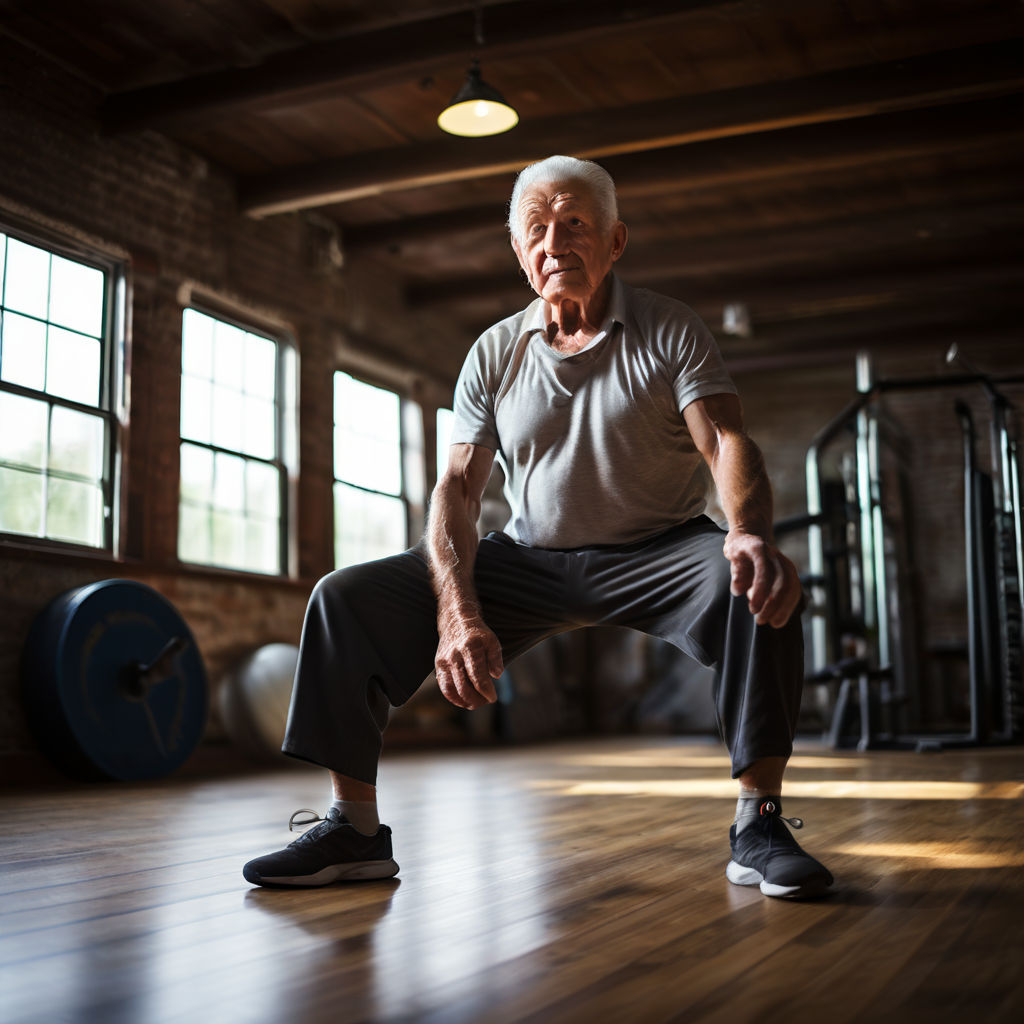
[{"x1": 512, "y1": 180, "x2": 627, "y2": 307}]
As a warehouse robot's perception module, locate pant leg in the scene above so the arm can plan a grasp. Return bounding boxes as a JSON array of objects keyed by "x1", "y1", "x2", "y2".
[
  {"x1": 577, "y1": 518, "x2": 805, "y2": 778},
  {"x1": 282, "y1": 534, "x2": 578, "y2": 784},
  {"x1": 281, "y1": 548, "x2": 439, "y2": 783}
]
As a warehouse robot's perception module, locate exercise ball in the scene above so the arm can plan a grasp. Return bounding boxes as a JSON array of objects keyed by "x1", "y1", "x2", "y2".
[{"x1": 218, "y1": 643, "x2": 298, "y2": 761}]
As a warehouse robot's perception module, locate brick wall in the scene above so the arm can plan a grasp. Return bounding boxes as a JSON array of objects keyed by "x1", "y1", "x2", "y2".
[{"x1": 0, "y1": 36, "x2": 458, "y2": 771}]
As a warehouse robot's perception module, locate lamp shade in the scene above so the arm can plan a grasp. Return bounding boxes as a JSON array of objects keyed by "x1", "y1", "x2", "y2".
[{"x1": 438, "y1": 61, "x2": 518, "y2": 137}]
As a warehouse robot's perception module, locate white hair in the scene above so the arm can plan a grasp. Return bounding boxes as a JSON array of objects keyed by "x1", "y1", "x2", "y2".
[{"x1": 507, "y1": 155, "x2": 619, "y2": 244}]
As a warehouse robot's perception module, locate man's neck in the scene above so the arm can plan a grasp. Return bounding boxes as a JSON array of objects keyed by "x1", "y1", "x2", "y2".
[{"x1": 544, "y1": 275, "x2": 613, "y2": 352}]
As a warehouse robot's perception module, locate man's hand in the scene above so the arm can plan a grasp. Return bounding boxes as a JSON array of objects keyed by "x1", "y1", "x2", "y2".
[
  {"x1": 435, "y1": 606, "x2": 504, "y2": 710},
  {"x1": 723, "y1": 530, "x2": 802, "y2": 628}
]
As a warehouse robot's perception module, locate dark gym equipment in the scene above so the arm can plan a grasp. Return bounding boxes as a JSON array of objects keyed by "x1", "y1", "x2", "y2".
[
  {"x1": 22, "y1": 579, "x2": 208, "y2": 780},
  {"x1": 790, "y1": 350, "x2": 1023, "y2": 751}
]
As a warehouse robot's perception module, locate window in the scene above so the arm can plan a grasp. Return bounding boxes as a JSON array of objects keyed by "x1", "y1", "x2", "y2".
[
  {"x1": 436, "y1": 406, "x2": 455, "y2": 481},
  {"x1": 0, "y1": 227, "x2": 121, "y2": 549},
  {"x1": 178, "y1": 307, "x2": 294, "y2": 575},
  {"x1": 333, "y1": 371, "x2": 423, "y2": 568}
]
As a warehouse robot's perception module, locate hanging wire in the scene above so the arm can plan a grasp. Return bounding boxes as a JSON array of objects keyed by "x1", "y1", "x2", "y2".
[{"x1": 474, "y1": 1, "x2": 485, "y2": 48}]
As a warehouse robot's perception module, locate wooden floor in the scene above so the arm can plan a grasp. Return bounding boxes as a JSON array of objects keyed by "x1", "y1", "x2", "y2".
[{"x1": 2, "y1": 737, "x2": 1024, "y2": 1024}]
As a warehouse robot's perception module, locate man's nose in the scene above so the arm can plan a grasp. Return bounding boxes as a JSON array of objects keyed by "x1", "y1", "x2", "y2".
[{"x1": 544, "y1": 222, "x2": 570, "y2": 255}]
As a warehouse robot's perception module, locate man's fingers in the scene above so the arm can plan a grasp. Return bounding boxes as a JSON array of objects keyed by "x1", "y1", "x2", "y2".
[
  {"x1": 464, "y1": 640, "x2": 499, "y2": 704},
  {"x1": 754, "y1": 558, "x2": 801, "y2": 628},
  {"x1": 487, "y1": 634, "x2": 505, "y2": 679},
  {"x1": 726, "y1": 533, "x2": 802, "y2": 630}
]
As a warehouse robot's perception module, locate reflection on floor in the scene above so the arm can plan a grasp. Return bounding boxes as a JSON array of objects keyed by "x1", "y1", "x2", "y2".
[{"x1": 2, "y1": 737, "x2": 1023, "y2": 1023}]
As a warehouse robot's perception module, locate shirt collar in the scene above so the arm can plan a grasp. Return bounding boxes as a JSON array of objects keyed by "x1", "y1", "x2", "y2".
[{"x1": 516, "y1": 273, "x2": 627, "y2": 346}]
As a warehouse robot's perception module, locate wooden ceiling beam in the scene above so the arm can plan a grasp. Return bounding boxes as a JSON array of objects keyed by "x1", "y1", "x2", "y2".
[
  {"x1": 345, "y1": 97, "x2": 1024, "y2": 253},
  {"x1": 100, "y1": 0, "x2": 724, "y2": 134},
  {"x1": 404, "y1": 201, "x2": 1024, "y2": 308},
  {"x1": 239, "y1": 40, "x2": 1024, "y2": 216}
]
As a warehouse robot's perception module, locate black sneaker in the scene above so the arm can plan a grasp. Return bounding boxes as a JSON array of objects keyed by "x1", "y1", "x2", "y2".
[
  {"x1": 726, "y1": 796, "x2": 833, "y2": 899},
  {"x1": 243, "y1": 807, "x2": 400, "y2": 887}
]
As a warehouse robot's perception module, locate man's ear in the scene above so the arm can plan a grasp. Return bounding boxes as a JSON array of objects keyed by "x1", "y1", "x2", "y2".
[{"x1": 610, "y1": 221, "x2": 628, "y2": 262}]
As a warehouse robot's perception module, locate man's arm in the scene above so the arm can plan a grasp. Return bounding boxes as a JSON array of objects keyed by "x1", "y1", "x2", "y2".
[
  {"x1": 683, "y1": 393, "x2": 802, "y2": 629},
  {"x1": 427, "y1": 442, "x2": 504, "y2": 709}
]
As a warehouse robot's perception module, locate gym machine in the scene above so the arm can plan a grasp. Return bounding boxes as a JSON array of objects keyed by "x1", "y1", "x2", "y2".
[{"x1": 784, "y1": 349, "x2": 1024, "y2": 751}]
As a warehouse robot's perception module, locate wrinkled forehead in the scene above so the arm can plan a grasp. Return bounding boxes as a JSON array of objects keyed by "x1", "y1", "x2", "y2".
[{"x1": 517, "y1": 178, "x2": 600, "y2": 219}]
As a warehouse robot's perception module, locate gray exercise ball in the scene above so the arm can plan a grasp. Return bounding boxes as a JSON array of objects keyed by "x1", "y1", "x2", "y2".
[{"x1": 218, "y1": 643, "x2": 298, "y2": 762}]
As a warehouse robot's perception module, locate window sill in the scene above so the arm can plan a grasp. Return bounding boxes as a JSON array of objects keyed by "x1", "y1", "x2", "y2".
[{"x1": 0, "y1": 536, "x2": 318, "y2": 592}]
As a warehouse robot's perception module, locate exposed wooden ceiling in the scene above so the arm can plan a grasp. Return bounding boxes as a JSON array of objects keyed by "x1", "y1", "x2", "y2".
[{"x1": 7, "y1": 0, "x2": 1024, "y2": 374}]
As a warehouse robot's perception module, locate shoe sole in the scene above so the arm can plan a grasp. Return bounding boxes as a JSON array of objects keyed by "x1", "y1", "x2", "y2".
[
  {"x1": 726, "y1": 859, "x2": 831, "y2": 900},
  {"x1": 245, "y1": 858, "x2": 400, "y2": 888}
]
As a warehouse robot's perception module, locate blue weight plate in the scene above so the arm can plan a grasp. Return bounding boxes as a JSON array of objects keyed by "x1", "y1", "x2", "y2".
[{"x1": 22, "y1": 579, "x2": 208, "y2": 781}]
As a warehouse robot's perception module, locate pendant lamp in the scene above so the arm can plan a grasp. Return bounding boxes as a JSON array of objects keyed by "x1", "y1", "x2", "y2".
[{"x1": 438, "y1": 57, "x2": 519, "y2": 137}]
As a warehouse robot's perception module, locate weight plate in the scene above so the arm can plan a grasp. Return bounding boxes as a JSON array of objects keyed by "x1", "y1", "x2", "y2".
[{"x1": 22, "y1": 579, "x2": 208, "y2": 781}]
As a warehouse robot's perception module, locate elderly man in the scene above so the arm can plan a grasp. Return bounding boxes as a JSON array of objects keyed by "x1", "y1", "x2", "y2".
[{"x1": 244, "y1": 155, "x2": 833, "y2": 900}]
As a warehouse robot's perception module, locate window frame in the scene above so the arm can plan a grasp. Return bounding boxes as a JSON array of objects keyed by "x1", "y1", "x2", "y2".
[
  {"x1": 177, "y1": 299, "x2": 297, "y2": 578},
  {"x1": 0, "y1": 218, "x2": 127, "y2": 555},
  {"x1": 332, "y1": 369, "x2": 421, "y2": 568}
]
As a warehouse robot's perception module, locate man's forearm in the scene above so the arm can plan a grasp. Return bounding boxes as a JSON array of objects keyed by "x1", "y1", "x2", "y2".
[
  {"x1": 426, "y1": 475, "x2": 484, "y2": 622},
  {"x1": 711, "y1": 429, "x2": 775, "y2": 541}
]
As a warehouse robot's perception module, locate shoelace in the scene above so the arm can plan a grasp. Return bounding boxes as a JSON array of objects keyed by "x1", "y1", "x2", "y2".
[
  {"x1": 289, "y1": 808, "x2": 324, "y2": 832},
  {"x1": 758, "y1": 799, "x2": 804, "y2": 852}
]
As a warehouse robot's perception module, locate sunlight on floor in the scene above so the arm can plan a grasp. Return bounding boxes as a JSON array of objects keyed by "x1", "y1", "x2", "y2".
[
  {"x1": 527, "y1": 779, "x2": 1024, "y2": 799},
  {"x1": 553, "y1": 753, "x2": 867, "y2": 770},
  {"x1": 834, "y1": 842, "x2": 1024, "y2": 868}
]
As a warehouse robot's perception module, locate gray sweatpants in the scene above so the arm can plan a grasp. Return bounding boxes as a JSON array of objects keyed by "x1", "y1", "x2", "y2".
[{"x1": 281, "y1": 516, "x2": 804, "y2": 783}]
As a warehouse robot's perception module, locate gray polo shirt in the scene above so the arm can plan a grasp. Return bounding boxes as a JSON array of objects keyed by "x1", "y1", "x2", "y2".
[{"x1": 451, "y1": 275, "x2": 737, "y2": 549}]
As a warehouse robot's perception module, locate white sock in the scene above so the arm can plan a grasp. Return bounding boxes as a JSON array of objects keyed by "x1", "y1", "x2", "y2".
[
  {"x1": 734, "y1": 792, "x2": 775, "y2": 835},
  {"x1": 330, "y1": 799, "x2": 380, "y2": 836}
]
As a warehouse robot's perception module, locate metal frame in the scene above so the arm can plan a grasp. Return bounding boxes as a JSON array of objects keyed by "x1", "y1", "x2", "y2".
[{"x1": 803, "y1": 354, "x2": 1024, "y2": 749}]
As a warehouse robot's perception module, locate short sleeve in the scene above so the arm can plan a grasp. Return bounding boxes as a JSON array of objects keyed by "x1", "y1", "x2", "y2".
[
  {"x1": 669, "y1": 309, "x2": 737, "y2": 413},
  {"x1": 451, "y1": 336, "x2": 500, "y2": 452}
]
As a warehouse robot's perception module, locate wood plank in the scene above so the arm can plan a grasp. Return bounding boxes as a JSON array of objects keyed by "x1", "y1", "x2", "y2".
[
  {"x1": 2, "y1": 739, "x2": 1024, "y2": 1023},
  {"x1": 100, "y1": 0, "x2": 727, "y2": 133},
  {"x1": 237, "y1": 40, "x2": 1024, "y2": 215}
]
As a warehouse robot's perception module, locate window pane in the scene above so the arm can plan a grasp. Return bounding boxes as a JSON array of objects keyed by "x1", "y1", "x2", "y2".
[
  {"x1": 244, "y1": 333, "x2": 277, "y2": 398},
  {"x1": 180, "y1": 375, "x2": 212, "y2": 443},
  {"x1": 178, "y1": 504, "x2": 211, "y2": 564},
  {"x1": 180, "y1": 442, "x2": 214, "y2": 505},
  {"x1": 4, "y1": 238, "x2": 50, "y2": 319},
  {"x1": 334, "y1": 482, "x2": 406, "y2": 568},
  {"x1": 0, "y1": 466, "x2": 43, "y2": 536},
  {"x1": 245, "y1": 459, "x2": 280, "y2": 520},
  {"x1": 0, "y1": 392, "x2": 47, "y2": 469},
  {"x1": 46, "y1": 326, "x2": 101, "y2": 406},
  {"x1": 436, "y1": 407, "x2": 455, "y2": 480},
  {"x1": 242, "y1": 396, "x2": 275, "y2": 460},
  {"x1": 47, "y1": 477, "x2": 103, "y2": 546},
  {"x1": 1, "y1": 311, "x2": 47, "y2": 391},
  {"x1": 334, "y1": 424, "x2": 402, "y2": 495},
  {"x1": 211, "y1": 510, "x2": 247, "y2": 569},
  {"x1": 211, "y1": 384, "x2": 243, "y2": 452},
  {"x1": 182, "y1": 309, "x2": 214, "y2": 379},
  {"x1": 212, "y1": 320, "x2": 245, "y2": 385},
  {"x1": 0, "y1": 234, "x2": 6, "y2": 297},
  {"x1": 245, "y1": 518, "x2": 279, "y2": 575},
  {"x1": 49, "y1": 405, "x2": 105, "y2": 479},
  {"x1": 334, "y1": 372, "x2": 402, "y2": 495},
  {"x1": 178, "y1": 308, "x2": 285, "y2": 575},
  {"x1": 48, "y1": 255, "x2": 103, "y2": 337},
  {"x1": 213, "y1": 451, "x2": 245, "y2": 512},
  {"x1": 403, "y1": 400, "x2": 425, "y2": 505}
]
